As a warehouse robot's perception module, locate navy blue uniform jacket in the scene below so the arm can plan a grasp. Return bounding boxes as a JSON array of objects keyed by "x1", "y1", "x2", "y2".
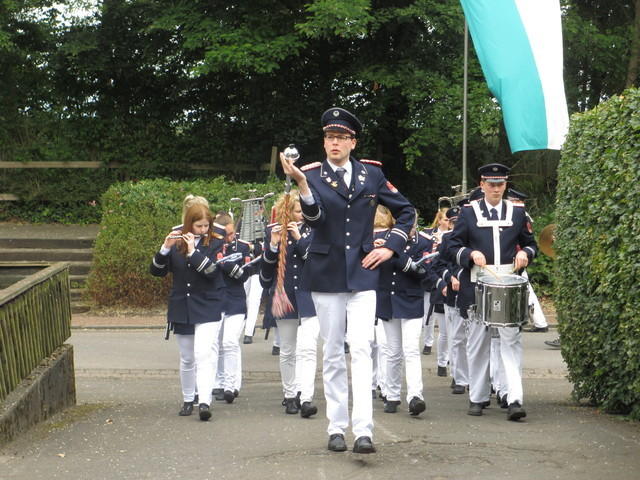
[
  {"x1": 259, "y1": 223, "x2": 316, "y2": 320},
  {"x1": 300, "y1": 158, "x2": 415, "y2": 292},
  {"x1": 220, "y1": 237, "x2": 254, "y2": 316},
  {"x1": 446, "y1": 199, "x2": 537, "y2": 315},
  {"x1": 150, "y1": 238, "x2": 225, "y2": 325},
  {"x1": 376, "y1": 230, "x2": 431, "y2": 321}
]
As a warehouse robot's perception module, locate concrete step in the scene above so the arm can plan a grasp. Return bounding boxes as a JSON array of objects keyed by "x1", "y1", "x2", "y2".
[
  {"x1": 0, "y1": 237, "x2": 95, "y2": 249},
  {"x1": 70, "y1": 288, "x2": 87, "y2": 301},
  {"x1": 0, "y1": 248, "x2": 94, "y2": 262}
]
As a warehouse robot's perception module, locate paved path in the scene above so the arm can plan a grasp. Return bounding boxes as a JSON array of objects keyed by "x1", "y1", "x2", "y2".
[{"x1": 1, "y1": 328, "x2": 639, "y2": 480}]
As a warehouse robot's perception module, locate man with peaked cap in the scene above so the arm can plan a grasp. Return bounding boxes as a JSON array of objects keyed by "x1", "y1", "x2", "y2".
[
  {"x1": 279, "y1": 107, "x2": 415, "y2": 454},
  {"x1": 446, "y1": 163, "x2": 537, "y2": 421}
]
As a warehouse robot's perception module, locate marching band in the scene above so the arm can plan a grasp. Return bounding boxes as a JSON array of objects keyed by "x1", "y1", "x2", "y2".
[{"x1": 150, "y1": 106, "x2": 542, "y2": 452}]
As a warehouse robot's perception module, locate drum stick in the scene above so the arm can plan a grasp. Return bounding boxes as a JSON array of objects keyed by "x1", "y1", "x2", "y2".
[{"x1": 482, "y1": 265, "x2": 502, "y2": 280}]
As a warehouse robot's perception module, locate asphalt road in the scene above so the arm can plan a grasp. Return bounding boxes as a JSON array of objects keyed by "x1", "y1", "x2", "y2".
[{"x1": 1, "y1": 330, "x2": 639, "y2": 480}]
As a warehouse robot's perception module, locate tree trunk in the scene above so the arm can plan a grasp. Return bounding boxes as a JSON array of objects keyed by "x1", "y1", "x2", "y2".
[{"x1": 625, "y1": 0, "x2": 640, "y2": 88}]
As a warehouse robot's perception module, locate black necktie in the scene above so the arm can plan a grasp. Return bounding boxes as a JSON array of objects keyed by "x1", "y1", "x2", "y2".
[
  {"x1": 490, "y1": 208, "x2": 498, "y2": 221},
  {"x1": 335, "y1": 167, "x2": 349, "y2": 192}
]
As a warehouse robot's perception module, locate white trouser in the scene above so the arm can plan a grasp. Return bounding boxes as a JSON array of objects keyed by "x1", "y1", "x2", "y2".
[
  {"x1": 176, "y1": 334, "x2": 196, "y2": 402},
  {"x1": 372, "y1": 321, "x2": 388, "y2": 393},
  {"x1": 447, "y1": 305, "x2": 469, "y2": 386},
  {"x1": 176, "y1": 321, "x2": 221, "y2": 406},
  {"x1": 422, "y1": 294, "x2": 434, "y2": 347},
  {"x1": 382, "y1": 317, "x2": 424, "y2": 403},
  {"x1": 490, "y1": 330, "x2": 506, "y2": 395},
  {"x1": 433, "y1": 311, "x2": 449, "y2": 368},
  {"x1": 220, "y1": 313, "x2": 246, "y2": 392},
  {"x1": 244, "y1": 274, "x2": 263, "y2": 336},
  {"x1": 521, "y1": 270, "x2": 547, "y2": 328},
  {"x1": 312, "y1": 291, "x2": 375, "y2": 439},
  {"x1": 275, "y1": 316, "x2": 320, "y2": 401},
  {"x1": 467, "y1": 319, "x2": 523, "y2": 404}
]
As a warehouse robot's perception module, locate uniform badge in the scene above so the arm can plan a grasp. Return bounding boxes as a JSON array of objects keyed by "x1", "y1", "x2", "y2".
[
  {"x1": 358, "y1": 175, "x2": 365, "y2": 183},
  {"x1": 386, "y1": 181, "x2": 398, "y2": 193},
  {"x1": 326, "y1": 177, "x2": 331, "y2": 183},
  {"x1": 333, "y1": 110, "x2": 340, "y2": 117},
  {"x1": 331, "y1": 181, "x2": 338, "y2": 188}
]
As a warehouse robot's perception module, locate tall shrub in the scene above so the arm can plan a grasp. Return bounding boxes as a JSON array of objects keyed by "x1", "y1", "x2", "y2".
[
  {"x1": 88, "y1": 177, "x2": 282, "y2": 307},
  {"x1": 556, "y1": 88, "x2": 640, "y2": 418}
]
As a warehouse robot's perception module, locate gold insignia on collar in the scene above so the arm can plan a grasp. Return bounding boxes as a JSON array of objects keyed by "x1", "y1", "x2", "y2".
[{"x1": 331, "y1": 181, "x2": 338, "y2": 188}]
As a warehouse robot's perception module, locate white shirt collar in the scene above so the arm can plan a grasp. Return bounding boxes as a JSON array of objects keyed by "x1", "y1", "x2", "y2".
[
  {"x1": 326, "y1": 159, "x2": 352, "y2": 186},
  {"x1": 483, "y1": 199, "x2": 503, "y2": 219}
]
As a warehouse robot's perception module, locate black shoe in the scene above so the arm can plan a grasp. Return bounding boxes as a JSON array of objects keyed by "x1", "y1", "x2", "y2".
[
  {"x1": 450, "y1": 378, "x2": 456, "y2": 388},
  {"x1": 384, "y1": 400, "x2": 401, "y2": 413},
  {"x1": 481, "y1": 399, "x2": 490, "y2": 408},
  {"x1": 192, "y1": 394, "x2": 199, "y2": 405},
  {"x1": 213, "y1": 388, "x2": 225, "y2": 401},
  {"x1": 328, "y1": 433, "x2": 347, "y2": 452},
  {"x1": 300, "y1": 401, "x2": 318, "y2": 418},
  {"x1": 409, "y1": 397, "x2": 426, "y2": 416},
  {"x1": 527, "y1": 326, "x2": 549, "y2": 333},
  {"x1": 380, "y1": 395, "x2": 387, "y2": 403},
  {"x1": 283, "y1": 397, "x2": 299, "y2": 414},
  {"x1": 198, "y1": 403, "x2": 211, "y2": 421},
  {"x1": 422, "y1": 345, "x2": 432, "y2": 355},
  {"x1": 452, "y1": 384, "x2": 466, "y2": 394},
  {"x1": 545, "y1": 337, "x2": 561, "y2": 349},
  {"x1": 243, "y1": 335, "x2": 253, "y2": 344},
  {"x1": 507, "y1": 402, "x2": 527, "y2": 421},
  {"x1": 501, "y1": 396, "x2": 509, "y2": 409},
  {"x1": 179, "y1": 402, "x2": 193, "y2": 416},
  {"x1": 468, "y1": 402, "x2": 483, "y2": 416},
  {"x1": 234, "y1": 389, "x2": 239, "y2": 398},
  {"x1": 272, "y1": 345, "x2": 280, "y2": 355},
  {"x1": 353, "y1": 436, "x2": 376, "y2": 454},
  {"x1": 344, "y1": 342, "x2": 350, "y2": 354},
  {"x1": 223, "y1": 390, "x2": 235, "y2": 404},
  {"x1": 437, "y1": 366, "x2": 448, "y2": 377}
]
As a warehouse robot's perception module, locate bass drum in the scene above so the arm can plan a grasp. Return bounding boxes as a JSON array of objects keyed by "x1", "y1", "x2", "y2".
[{"x1": 474, "y1": 274, "x2": 529, "y2": 328}]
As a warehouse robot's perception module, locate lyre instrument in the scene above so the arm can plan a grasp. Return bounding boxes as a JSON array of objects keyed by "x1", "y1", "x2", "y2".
[{"x1": 229, "y1": 190, "x2": 274, "y2": 244}]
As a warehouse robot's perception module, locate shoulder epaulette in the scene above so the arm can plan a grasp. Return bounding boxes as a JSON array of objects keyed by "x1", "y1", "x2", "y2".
[
  {"x1": 300, "y1": 162, "x2": 321, "y2": 172},
  {"x1": 513, "y1": 203, "x2": 525, "y2": 207},
  {"x1": 360, "y1": 159, "x2": 382, "y2": 167}
]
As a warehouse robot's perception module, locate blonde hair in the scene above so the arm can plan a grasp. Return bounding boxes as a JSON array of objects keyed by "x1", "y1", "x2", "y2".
[
  {"x1": 374, "y1": 205, "x2": 394, "y2": 229},
  {"x1": 273, "y1": 190, "x2": 300, "y2": 221},
  {"x1": 430, "y1": 207, "x2": 448, "y2": 229},
  {"x1": 182, "y1": 194, "x2": 209, "y2": 223}
]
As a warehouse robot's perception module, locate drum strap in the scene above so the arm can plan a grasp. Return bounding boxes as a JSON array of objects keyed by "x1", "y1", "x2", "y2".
[{"x1": 470, "y1": 200, "x2": 515, "y2": 266}]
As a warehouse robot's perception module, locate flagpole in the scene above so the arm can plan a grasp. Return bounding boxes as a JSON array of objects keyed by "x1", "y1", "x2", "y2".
[{"x1": 462, "y1": 19, "x2": 469, "y2": 194}]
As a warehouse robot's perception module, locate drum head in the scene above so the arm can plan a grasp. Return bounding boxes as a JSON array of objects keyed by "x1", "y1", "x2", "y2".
[{"x1": 477, "y1": 273, "x2": 528, "y2": 287}]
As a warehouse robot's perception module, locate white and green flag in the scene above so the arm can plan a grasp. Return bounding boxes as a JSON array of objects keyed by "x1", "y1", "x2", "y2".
[{"x1": 460, "y1": 0, "x2": 569, "y2": 152}]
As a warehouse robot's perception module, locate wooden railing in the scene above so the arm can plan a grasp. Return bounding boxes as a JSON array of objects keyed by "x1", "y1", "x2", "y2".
[
  {"x1": 0, "y1": 149, "x2": 278, "y2": 201},
  {"x1": 0, "y1": 263, "x2": 71, "y2": 401}
]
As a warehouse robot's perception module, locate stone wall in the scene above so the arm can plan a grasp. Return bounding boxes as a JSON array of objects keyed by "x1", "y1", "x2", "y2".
[{"x1": 0, "y1": 344, "x2": 76, "y2": 445}]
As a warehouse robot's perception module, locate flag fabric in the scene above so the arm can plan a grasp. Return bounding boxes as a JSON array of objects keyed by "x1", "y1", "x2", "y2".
[{"x1": 460, "y1": 0, "x2": 569, "y2": 152}]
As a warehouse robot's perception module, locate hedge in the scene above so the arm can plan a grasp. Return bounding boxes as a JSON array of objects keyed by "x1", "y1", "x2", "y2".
[
  {"x1": 555, "y1": 88, "x2": 640, "y2": 418},
  {"x1": 87, "y1": 176, "x2": 283, "y2": 307}
]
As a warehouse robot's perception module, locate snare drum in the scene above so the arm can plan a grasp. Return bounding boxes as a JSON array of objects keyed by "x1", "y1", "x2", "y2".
[{"x1": 474, "y1": 274, "x2": 529, "y2": 328}]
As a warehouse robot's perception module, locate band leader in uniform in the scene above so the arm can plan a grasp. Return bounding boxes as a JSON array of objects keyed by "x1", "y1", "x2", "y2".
[
  {"x1": 279, "y1": 107, "x2": 415, "y2": 454},
  {"x1": 446, "y1": 163, "x2": 537, "y2": 421}
]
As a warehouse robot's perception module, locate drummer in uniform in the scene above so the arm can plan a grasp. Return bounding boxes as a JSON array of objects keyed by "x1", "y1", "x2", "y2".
[
  {"x1": 279, "y1": 107, "x2": 415, "y2": 454},
  {"x1": 446, "y1": 163, "x2": 537, "y2": 421}
]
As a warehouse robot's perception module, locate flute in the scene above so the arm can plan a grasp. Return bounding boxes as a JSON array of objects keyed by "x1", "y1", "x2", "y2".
[{"x1": 167, "y1": 234, "x2": 205, "y2": 239}]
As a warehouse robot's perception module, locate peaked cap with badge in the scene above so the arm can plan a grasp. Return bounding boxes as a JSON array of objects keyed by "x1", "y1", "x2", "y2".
[
  {"x1": 478, "y1": 163, "x2": 510, "y2": 183},
  {"x1": 321, "y1": 107, "x2": 363, "y2": 136}
]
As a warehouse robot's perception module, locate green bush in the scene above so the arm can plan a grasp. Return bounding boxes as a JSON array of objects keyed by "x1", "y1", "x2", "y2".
[
  {"x1": 87, "y1": 177, "x2": 283, "y2": 307},
  {"x1": 555, "y1": 88, "x2": 640, "y2": 418}
]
